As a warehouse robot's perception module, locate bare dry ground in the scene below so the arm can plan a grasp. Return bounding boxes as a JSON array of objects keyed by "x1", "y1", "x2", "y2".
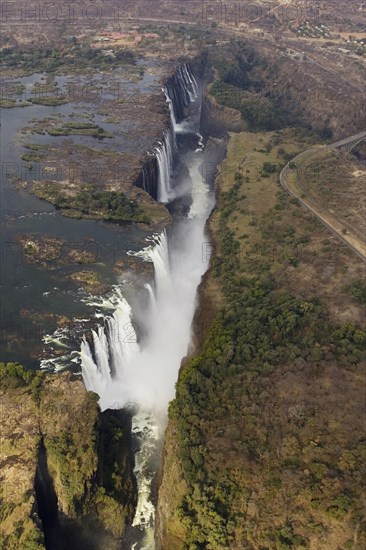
[{"x1": 298, "y1": 148, "x2": 366, "y2": 247}]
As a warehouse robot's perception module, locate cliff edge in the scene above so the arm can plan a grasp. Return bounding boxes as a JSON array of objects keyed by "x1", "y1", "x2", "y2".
[{"x1": 0, "y1": 365, "x2": 136, "y2": 550}]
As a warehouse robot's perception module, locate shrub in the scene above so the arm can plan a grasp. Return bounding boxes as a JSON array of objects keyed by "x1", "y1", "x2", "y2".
[
  {"x1": 347, "y1": 279, "x2": 366, "y2": 304},
  {"x1": 0, "y1": 362, "x2": 34, "y2": 389}
]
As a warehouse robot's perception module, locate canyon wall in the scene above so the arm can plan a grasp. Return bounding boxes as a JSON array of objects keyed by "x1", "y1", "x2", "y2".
[{"x1": 0, "y1": 367, "x2": 136, "y2": 550}]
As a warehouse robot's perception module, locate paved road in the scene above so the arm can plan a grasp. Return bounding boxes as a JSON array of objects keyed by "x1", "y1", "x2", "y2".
[{"x1": 280, "y1": 134, "x2": 366, "y2": 262}]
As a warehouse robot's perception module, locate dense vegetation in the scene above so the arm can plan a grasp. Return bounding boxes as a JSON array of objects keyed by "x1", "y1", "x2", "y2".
[
  {"x1": 207, "y1": 40, "x2": 334, "y2": 139},
  {"x1": 94, "y1": 410, "x2": 137, "y2": 533},
  {"x1": 167, "y1": 133, "x2": 366, "y2": 548},
  {"x1": 32, "y1": 184, "x2": 150, "y2": 223},
  {"x1": 0, "y1": 361, "x2": 35, "y2": 387},
  {"x1": 209, "y1": 81, "x2": 283, "y2": 131},
  {"x1": 66, "y1": 190, "x2": 150, "y2": 222},
  {"x1": 207, "y1": 42, "x2": 287, "y2": 131},
  {"x1": 347, "y1": 279, "x2": 366, "y2": 304},
  {"x1": 0, "y1": 361, "x2": 43, "y2": 402}
]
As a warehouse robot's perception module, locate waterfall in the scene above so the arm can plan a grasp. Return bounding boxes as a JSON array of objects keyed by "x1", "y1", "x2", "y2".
[
  {"x1": 179, "y1": 64, "x2": 198, "y2": 103},
  {"x1": 144, "y1": 283, "x2": 157, "y2": 314},
  {"x1": 80, "y1": 141, "x2": 214, "y2": 547},
  {"x1": 80, "y1": 337, "x2": 106, "y2": 394},
  {"x1": 81, "y1": 292, "x2": 140, "y2": 410},
  {"x1": 164, "y1": 87, "x2": 179, "y2": 133},
  {"x1": 154, "y1": 63, "x2": 199, "y2": 202},
  {"x1": 155, "y1": 129, "x2": 175, "y2": 203},
  {"x1": 164, "y1": 63, "x2": 198, "y2": 124},
  {"x1": 135, "y1": 64, "x2": 199, "y2": 203},
  {"x1": 164, "y1": 86, "x2": 189, "y2": 136},
  {"x1": 147, "y1": 230, "x2": 171, "y2": 299},
  {"x1": 80, "y1": 230, "x2": 174, "y2": 413},
  {"x1": 79, "y1": 62, "x2": 213, "y2": 549},
  {"x1": 139, "y1": 167, "x2": 150, "y2": 194},
  {"x1": 163, "y1": 63, "x2": 199, "y2": 135}
]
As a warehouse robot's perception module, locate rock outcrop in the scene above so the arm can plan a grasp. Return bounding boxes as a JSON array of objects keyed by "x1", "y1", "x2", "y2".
[{"x1": 0, "y1": 366, "x2": 136, "y2": 550}]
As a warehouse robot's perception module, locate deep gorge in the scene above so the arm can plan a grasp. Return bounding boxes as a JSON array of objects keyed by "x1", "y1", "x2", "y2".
[
  {"x1": 78, "y1": 60, "x2": 228, "y2": 549},
  {"x1": 1, "y1": 37, "x2": 365, "y2": 550}
]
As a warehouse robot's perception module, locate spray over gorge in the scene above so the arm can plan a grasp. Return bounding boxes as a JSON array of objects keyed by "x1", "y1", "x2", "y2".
[{"x1": 76, "y1": 64, "x2": 215, "y2": 548}]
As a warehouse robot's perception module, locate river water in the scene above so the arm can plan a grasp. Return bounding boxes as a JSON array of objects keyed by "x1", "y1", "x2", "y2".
[{"x1": 0, "y1": 65, "x2": 160, "y2": 366}]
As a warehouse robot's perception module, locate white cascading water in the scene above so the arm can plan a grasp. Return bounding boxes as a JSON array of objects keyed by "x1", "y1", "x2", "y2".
[
  {"x1": 180, "y1": 64, "x2": 198, "y2": 102},
  {"x1": 164, "y1": 64, "x2": 199, "y2": 137},
  {"x1": 155, "y1": 128, "x2": 176, "y2": 203},
  {"x1": 165, "y1": 89, "x2": 189, "y2": 136},
  {"x1": 80, "y1": 64, "x2": 210, "y2": 549},
  {"x1": 81, "y1": 222, "x2": 204, "y2": 413},
  {"x1": 164, "y1": 88, "x2": 179, "y2": 134},
  {"x1": 156, "y1": 64, "x2": 199, "y2": 204}
]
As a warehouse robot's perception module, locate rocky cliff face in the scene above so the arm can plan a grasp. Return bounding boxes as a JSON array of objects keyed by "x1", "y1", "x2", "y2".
[
  {"x1": 201, "y1": 95, "x2": 242, "y2": 138},
  {"x1": 0, "y1": 367, "x2": 136, "y2": 550}
]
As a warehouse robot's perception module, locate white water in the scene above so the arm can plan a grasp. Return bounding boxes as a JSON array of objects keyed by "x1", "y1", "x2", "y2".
[
  {"x1": 155, "y1": 129, "x2": 176, "y2": 203},
  {"x1": 80, "y1": 196, "x2": 210, "y2": 412},
  {"x1": 81, "y1": 148, "x2": 212, "y2": 548},
  {"x1": 156, "y1": 64, "x2": 199, "y2": 204},
  {"x1": 37, "y1": 64, "x2": 203, "y2": 548},
  {"x1": 80, "y1": 64, "x2": 210, "y2": 549},
  {"x1": 164, "y1": 64, "x2": 199, "y2": 136},
  {"x1": 131, "y1": 413, "x2": 160, "y2": 546},
  {"x1": 81, "y1": 146, "x2": 213, "y2": 547}
]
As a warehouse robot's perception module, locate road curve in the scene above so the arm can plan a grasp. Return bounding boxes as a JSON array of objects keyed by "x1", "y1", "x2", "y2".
[{"x1": 279, "y1": 134, "x2": 366, "y2": 262}]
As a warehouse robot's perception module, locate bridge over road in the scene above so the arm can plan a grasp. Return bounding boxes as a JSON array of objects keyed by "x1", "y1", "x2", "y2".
[{"x1": 280, "y1": 132, "x2": 366, "y2": 261}]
